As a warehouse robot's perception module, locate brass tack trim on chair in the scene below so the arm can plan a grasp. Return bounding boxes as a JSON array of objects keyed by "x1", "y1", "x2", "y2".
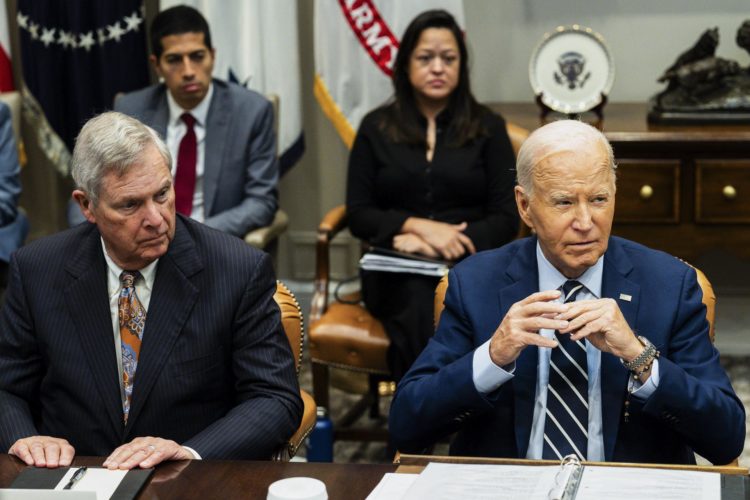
[{"x1": 276, "y1": 280, "x2": 305, "y2": 376}]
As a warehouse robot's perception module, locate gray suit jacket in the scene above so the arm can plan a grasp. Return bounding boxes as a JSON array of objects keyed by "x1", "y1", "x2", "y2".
[
  {"x1": 114, "y1": 79, "x2": 278, "y2": 237},
  {"x1": 0, "y1": 102, "x2": 28, "y2": 262},
  {"x1": 0, "y1": 215, "x2": 302, "y2": 458}
]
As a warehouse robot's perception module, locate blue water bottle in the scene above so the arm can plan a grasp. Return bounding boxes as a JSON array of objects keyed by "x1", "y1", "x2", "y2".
[{"x1": 306, "y1": 406, "x2": 334, "y2": 462}]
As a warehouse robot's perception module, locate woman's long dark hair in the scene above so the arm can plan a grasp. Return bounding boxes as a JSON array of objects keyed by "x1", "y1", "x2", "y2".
[{"x1": 380, "y1": 9, "x2": 486, "y2": 147}]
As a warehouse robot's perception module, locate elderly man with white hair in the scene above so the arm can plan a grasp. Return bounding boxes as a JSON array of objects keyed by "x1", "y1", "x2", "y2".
[
  {"x1": 0, "y1": 111, "x2": 301, "y2": 470},
  {"x1": 389, "y1": 119, "x2": 744, "y2": 466}
]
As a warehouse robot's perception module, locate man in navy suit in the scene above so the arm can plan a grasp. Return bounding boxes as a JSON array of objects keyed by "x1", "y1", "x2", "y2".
[
  {"x1": 69, "y1": 5, "x2": 278, "y2": 237},
  {"x1": 0, "y1": 112, "x2": 301, "y2": 469},
  {"x1": 390, "y1": 120, "x2": 744, "y2": 465}
]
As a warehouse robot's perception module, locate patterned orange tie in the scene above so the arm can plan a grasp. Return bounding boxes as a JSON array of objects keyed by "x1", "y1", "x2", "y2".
[{"x1": 119, "y1": 270, "x2": 146, "y2": 423}]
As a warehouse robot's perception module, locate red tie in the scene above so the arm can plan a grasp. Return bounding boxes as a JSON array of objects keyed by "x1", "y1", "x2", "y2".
[{"x1": 174, "y1": 113, "x2": 197, "y2": 216}]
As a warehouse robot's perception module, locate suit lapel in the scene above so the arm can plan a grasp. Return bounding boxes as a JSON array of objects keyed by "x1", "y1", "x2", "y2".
[
  {"x1": 202, "y1": 81, "x2": 231, "y2": 216},
  {"x1": 65, "y1": 226, "x2": 124, "y2": 438},
  {"x1": 600, "y1": 238, "x2": 639, "y2": 461},
  {"x1": 124, "y1": 217, "x2": 203, "y2": 436},
  {"x1": 147, "y1": 88, "x2": 169, "y2": 139},
  {"x1": 503, "y1": 238, "x2": 540, "y2": 458}
]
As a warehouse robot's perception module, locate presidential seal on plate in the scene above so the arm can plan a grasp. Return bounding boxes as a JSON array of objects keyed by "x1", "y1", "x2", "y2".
[{"x1": 530, "y1": 25, "x2": 615, "y2": 115}]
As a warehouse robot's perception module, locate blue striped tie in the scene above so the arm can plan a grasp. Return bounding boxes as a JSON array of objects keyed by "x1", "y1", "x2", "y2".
[{"x1": 542, "y1": 280, "x2": 588, "y2": 460}]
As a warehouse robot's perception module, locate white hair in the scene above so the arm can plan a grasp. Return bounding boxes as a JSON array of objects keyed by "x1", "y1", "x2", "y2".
[
  {"x1": 71, "y1": 111, "x2": 172, "y2": 204},
  {"x1": 515, "y1": 119, "x2": 616, "y2": 196}
]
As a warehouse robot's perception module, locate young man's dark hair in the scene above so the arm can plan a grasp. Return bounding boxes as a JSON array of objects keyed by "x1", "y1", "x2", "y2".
[{"x1": 150, "y1": 5, "x2": 212, "y2": 58}]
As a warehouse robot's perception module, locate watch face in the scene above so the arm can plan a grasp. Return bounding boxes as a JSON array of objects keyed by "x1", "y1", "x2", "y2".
[{"x1": 529, "y1": 25, "x2": 615, "y2": 113}]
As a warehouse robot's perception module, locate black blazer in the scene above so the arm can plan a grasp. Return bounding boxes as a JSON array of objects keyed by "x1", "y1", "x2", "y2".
[{"x1": 0, "y1": 215, "x2": 302, "y2": 459}]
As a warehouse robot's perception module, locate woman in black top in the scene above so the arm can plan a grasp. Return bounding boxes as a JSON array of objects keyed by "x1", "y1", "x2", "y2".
[{"x1": 346, "y1": 9, "x2": 519, "y2": 381}]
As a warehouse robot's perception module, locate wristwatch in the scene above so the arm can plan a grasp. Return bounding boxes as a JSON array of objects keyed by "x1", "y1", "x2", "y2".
[{"x1": 621, "y1": 336, "x2": 659, "y2": 374}]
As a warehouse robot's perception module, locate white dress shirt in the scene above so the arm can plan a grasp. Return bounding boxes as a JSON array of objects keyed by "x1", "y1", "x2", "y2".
[
  {"x1": 102, "y1": 240, "x2": 201, "y2": 459},
  {"x1": 165, "y1": 84, "x2": 214, "y2": 222},
  {"x1": 471, "y1": 242, "x2": 660, "y2": 461}
]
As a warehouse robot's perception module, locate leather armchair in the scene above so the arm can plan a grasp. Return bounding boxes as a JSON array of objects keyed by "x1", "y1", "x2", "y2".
[{"x1": 272, "y1": 280, "x2": 317, "y2": 460}]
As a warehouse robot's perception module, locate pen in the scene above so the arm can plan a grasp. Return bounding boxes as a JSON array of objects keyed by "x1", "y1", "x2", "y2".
[{"x1": 63, "y1": 466, "x2": 87, "y2": 490}]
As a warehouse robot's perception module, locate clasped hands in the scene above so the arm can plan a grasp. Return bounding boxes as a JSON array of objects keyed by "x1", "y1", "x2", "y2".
[
  {"x1": 489, "y1": 290, "x2": 645, "y2": 368},
  {"x1": 8, "y1": 435, "x2": 194, "y2": 469},
  {"x1": 394, "y1": 218, "x2": 476, "y2": 261}
]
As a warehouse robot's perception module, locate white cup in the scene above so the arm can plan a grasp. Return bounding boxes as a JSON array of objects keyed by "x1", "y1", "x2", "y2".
[{"x1": 267, "y1": 477, "x2": 328, "y2": 500}]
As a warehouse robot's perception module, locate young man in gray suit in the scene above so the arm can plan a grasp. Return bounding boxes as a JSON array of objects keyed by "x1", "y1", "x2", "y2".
[
  {"x1": 70, "y1": 5, "x2": 278, "y2": 237},
  {"x1": 0, "y1": 112, "x2": 301, "y2": 469}
]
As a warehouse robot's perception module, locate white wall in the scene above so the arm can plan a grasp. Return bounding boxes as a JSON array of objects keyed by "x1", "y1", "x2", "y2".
[{"x1": 465, "y1": 0, "x2": 750, "y2": 102}]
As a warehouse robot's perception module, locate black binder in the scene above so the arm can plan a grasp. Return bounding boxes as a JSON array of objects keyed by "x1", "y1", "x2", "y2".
[{"x1": 10, "y1": 467, "x2": 153, "y2": 500}]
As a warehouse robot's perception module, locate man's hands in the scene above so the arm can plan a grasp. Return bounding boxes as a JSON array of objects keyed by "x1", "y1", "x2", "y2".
[
  {"x1": 8, "y1": 435, "x2": 194, "y2": 469},
  {"x1": 489, "y1": 291, "x2": 569, "y2": 366},
  {"x1": 103, "y1": 437, "x2": 194, "y2": 470},
  {"x1": 400, "y1": 218, "x2": 476, "y2": 260},
  {"x1": 9, "y1": 436, "x2": 75, "y2": 468},
  {"x1": 488, "y1": 293, "x2": 645, "y2": 369},
  {"x1": 557, "y1": 298, "x2": 644, "y2": 362}
]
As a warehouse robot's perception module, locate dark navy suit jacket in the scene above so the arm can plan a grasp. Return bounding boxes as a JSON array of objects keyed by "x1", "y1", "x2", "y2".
[
  {"x1": 390, "y1": 236, "x2": 744, "y2": 465},
  {"x1": 0, "y1": 215, "x2": 302, "y2": 459},
  {"x1": 114, "y1": 79, "x2": 278, "y2": 237}
]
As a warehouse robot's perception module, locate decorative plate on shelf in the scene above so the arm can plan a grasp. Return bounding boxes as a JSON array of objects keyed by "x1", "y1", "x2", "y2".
[{"x1": 529, "y1": 25, "x2": 615, "y2": 114}]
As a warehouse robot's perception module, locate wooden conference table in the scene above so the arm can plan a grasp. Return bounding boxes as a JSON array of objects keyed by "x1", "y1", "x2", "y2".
[
  {"x1": 1, "y1": 453, "x2": 747, "y2": 499},
  {"x1": 0, "y1": 455, "x2": 396, "y2": 499}
]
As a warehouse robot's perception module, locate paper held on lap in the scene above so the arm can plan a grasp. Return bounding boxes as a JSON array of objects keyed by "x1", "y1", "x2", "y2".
[{"x1": 359, "y1": 247, "x2": 451, "y2": 277}]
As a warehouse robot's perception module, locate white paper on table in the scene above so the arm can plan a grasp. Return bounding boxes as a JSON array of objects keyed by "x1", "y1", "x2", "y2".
[
  {"x1": 365, "y1": 473, "x2": 419, "y2": 500},
  {"x1": 404, "y1": 463, "x2": 560, "y2": 500},
  {"x1": 54, "y1": 468, "x2": 128, "y2": 500},
  {"x1": 575, "y1": 466, "x2": 720, "y2": 500}
]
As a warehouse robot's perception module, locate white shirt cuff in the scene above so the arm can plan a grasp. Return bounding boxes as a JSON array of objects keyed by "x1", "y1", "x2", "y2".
[
  {"x1": 472, "y1": 338, "x2": 515, "y2": 394},
  {"x1": 629, "y1": 358, "x2": 660, "y2": 400},
  {"x1": 182, "y1": 446, "x2": 202, "y2": 460}
]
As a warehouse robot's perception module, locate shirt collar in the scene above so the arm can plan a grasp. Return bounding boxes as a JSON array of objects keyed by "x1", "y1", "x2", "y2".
[
  {"x1": 416, "y1": 106, "x2": 453, "y2": 128},
  {"x1": 536, "y1": 241, "x2": 603, "y2": 298},
  {"x1": 101, "y1": 237, "x2": 159, "y2": 292},
  {"x1": 166, "y1": 81, "x2": 213, "y2": 128}
]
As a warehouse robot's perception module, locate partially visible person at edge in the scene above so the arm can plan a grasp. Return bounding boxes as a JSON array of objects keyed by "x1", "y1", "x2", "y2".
[
  {"x1": 0, "y1": 102, "x2": 28, "y2": 293},
  {"x1": 346, "y1": 9, "x2": 519, "y2": 381}
]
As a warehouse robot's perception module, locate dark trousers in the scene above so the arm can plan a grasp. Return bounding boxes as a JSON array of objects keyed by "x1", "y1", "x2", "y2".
[{"x1": 361, "y1": 271, "x2": 441, "y2": 382}]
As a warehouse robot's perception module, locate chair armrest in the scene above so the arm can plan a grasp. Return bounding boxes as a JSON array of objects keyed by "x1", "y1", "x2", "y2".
[
  {"x1": 244, "y1": 209, "x2": 289, "y2": 249},
  {"x1": 310, "y1": 205, "x2": 348, "y2": 323},
  {"x1": 272, "y1": 389, "x2": 317, "y2": 461}
]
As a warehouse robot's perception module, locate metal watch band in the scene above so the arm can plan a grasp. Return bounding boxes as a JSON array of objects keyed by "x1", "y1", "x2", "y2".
[{"x1": 622, "y1": 336, "x2": 658, "y2": 372}]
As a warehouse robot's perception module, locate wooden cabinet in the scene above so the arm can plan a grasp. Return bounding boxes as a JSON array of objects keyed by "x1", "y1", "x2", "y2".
[
  {"x1": 489, "y1": 103, "x2": 750, "y2": 262},
  {"x1": 615, "y1": 161, "x2": 680, "y2": 224},
  {"x1": 695, "y1": 161, "x2": 750, "y2": 223}
]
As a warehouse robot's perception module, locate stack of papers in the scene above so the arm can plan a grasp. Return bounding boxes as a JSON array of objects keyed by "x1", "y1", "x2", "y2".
[
  {"x1": 366, "y1": 462, "x2": 721, "y2": 500},
  {"x1": 359, "y1": 252, "x2": 449, "y2": 277}
]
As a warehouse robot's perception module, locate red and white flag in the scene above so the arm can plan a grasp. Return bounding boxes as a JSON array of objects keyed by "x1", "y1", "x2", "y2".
[
  {"x1": 0, "y1": 0, "x2": 15, "y2": 91},
  {"x1": 314, "y1": 0, "x2": 465, "y2": 148}
]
